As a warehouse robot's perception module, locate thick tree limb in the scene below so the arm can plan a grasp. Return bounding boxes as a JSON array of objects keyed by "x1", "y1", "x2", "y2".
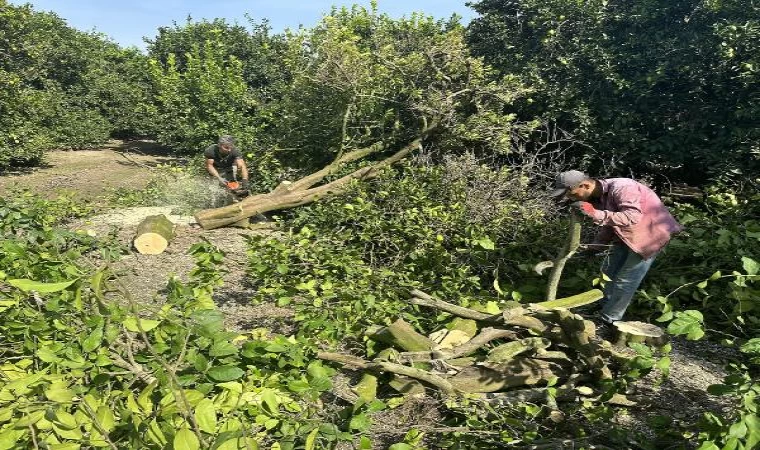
[
  {"x1": 365, "y1": 319, "x2": 435, "y2": 352},
  {"x1": 409, "y1": 289, "x2": 497, "y2": 322},
  {"x1": 545, "y1": 211, "x2": 582, "y2": 301},
  {"x1": 317, "y1": 351, "x2": 456, "y2": 394}
]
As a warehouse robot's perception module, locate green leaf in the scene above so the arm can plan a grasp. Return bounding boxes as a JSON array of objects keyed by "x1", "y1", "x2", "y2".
[
  {"x1": 304, "y1": 427, "x2": 319, "y2": 450},
  {"x1": 209, "y1": 340, "x2": 238, "y2": 357},
  {"x1": 195, "y1": 398, "x2": 217, "y2": 434},
  {"x1": 261, "y1": 388, "x2": 279, "y2": 414},
  {"x1": 728, "y1": 421, "x2": 747, "y2": 438},
  {"x1": 82, "y1": 326, "x2": 104, "y2": 353},
  {"x1": 485, "y1": 301, "x2": 501, "y2": 314},
  {"x1": 475, "y1": 236, "x2": 495, "y2": 250},
  {"x1": 742, "y1": 257, "x2": 759, "y2": 276},
  {"x1": 667, "y1": 310, "x2": 705, "y2": 340},
  {"x1": 389, "y1": 444, "x2": 414, "y2": 450},
  {"x1": 45, "y1": 386, "x2": 75, "y2": 403},
  {"x1": 53, "y1": 411, "x2": 78, "y2": 430},
  {"x1": 207, "y1": 365, "x2": 244, "y2": 382},
  {"x1": 95, "y1": 406, "x2": 115, "y2": 432},
  {"x1": 49, "y1": 444, "x2": 81, "y2": 450},
  {"x1": 13, "y1": 410, "x2": 45, "y2": 428},
  {"x1": 123, "y1": 317, "x2": 160, "y2": 333},
  {"x1": 8, "y1": 278, "x2": 77, "y2": 293},
  {"x1": 359, "y1": 436, "x2": 372, "y2": 450},
  {"x1": 90, "y1": 269, "x2": 107, "y2": 301},
  {"x1": 695, "y1": 442, "x2": 720, "y2": 450},
  {"x1": 173, "y1": 428, "x2": 199, "y2": 450},
  {"x1": 740, "y1": 338, "x2": 760, "y2": 355},
  {"x1": 349, "y1": 413, "x2": 371, "y2": 432},
  {"x1": 744, "y1": 414, "x2": 760, "y2": 449},
  {"x1": 656, "y1": 356, "x2": 671, "y2": 378}
]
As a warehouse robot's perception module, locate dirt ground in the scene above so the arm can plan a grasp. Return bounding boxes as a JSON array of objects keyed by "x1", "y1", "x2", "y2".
[
  {"x1": 0, "y1": 140, "x2": 181, "y2": 200},
  {"x1": 0, "y1": 143, "x2": 737, "y2": 449}
]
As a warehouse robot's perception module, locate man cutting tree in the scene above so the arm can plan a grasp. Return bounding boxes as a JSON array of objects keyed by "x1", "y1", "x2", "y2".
[
  {"x1": 204, "y1": 135, "x2": 250, "y2": 193},
  {"x1": 551, "y1": 170, "x2": 683, "y2": 324}
]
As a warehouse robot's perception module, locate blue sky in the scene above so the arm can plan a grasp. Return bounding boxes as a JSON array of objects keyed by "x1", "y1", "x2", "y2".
[{"x1": 9, "y1": 1, "x2": 477, "y2": 50}]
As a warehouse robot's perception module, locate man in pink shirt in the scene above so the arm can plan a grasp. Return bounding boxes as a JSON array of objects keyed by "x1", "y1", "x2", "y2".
[{"x1": 550, "y1": 170, "x2": 683, "y2": 324}]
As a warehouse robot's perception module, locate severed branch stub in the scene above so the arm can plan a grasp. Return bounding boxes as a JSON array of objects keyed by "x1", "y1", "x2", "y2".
[{"x1": 613, "y1": 321, "x2": 668, "y2": 347}]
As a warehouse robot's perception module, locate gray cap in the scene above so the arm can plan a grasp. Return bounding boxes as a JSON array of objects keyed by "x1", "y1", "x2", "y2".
[{"x1": 550, "y1": 170, "x2": 588, "y2": 197}]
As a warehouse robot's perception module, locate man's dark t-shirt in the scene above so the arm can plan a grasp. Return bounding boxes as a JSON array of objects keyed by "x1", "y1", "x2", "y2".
[{"x1": 204, "y1": 144, "x2": 242, "y2": 170}]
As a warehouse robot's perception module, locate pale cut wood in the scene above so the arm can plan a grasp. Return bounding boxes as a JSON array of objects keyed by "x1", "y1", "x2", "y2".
[
  {"x1": 133, "y1": 214, "x2": 175, "y2": 255},
  {"x1": 554, "y1": 309, "x2": 612, "y2": 380},
  {"x1": 614, "y1": 321, "x2": 668, "y2": 347}
]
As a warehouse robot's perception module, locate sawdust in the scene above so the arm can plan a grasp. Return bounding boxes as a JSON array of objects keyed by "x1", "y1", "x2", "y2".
[{"x1": 92, "y1": 218, "x2": 294, "y2": 333}]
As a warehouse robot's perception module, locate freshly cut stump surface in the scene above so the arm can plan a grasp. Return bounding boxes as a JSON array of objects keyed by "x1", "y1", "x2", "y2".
[
  {"x1": 614, "y1": 321, "x2": 668, "y2": 347},
  {"x1": 133, "y1": 214, "x2": 176, "y2": 255}
]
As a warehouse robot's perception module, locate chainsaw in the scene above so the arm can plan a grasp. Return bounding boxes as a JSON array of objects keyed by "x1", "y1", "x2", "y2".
[{"x1": 225, "y1": 180, "x2": 250, "y2": 198}]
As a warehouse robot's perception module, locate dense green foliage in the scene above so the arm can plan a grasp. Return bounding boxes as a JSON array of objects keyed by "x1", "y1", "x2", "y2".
[
  {"x1": 468, "y1": 0, "x2": 760, "y2": 184},
  {"x1": 0, "y1": 194, "x2": 355, "y2": 449},
  {"x1": 0, "y1": 2, "x2": 153, "y2": 169},
  {"x1": 1, "y1": 0, "x2": 760, "y2": 448}
]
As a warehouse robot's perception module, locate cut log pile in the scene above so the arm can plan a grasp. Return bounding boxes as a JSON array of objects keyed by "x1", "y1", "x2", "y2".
[{"x1": 319, "y1": 289, "x2": 667, "y2": 406}]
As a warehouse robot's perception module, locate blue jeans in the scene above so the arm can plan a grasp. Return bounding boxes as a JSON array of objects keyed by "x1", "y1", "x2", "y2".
[{"x1": 599, "y1": 244, "x2": 656, "y2": 323}]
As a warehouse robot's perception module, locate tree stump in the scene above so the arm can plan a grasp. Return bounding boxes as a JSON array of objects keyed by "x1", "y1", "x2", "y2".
[
  {"x1": 613, "y1": 321, "x2": 668, "y2": 347},
  {"x1": 133, "y1": 215, "x2": 175, "y2": 255}
]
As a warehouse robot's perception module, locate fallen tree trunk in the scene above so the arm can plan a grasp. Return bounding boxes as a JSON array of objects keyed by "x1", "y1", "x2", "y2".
[
  {"x1": 133, "y1": 214, "x2": 175, "y2": 255},
  {"x1": 195, "y1": 120, "x2": 439, "y2": 229}
]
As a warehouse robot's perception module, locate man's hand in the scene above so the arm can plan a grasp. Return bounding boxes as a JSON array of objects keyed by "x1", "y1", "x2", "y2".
[
  {"x1": 574, "y1": 243, "x2": 608, "y2": 258},
  {"x1": 241, "y1": 179, "x2": 250, "y2": 191},
  {"x1": 571, "y1": 201, "x2": 597, "y2": 218},
  {"x1": 217, "y1": 177, "x2": 229, "y2": 187}
]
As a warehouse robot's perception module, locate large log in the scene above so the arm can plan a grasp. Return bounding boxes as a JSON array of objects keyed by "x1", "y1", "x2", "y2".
[
  {"x1": 133, "y1": 214, "x2": 175, "y2": 255},
  {"x1": 553, "y1": 309, "x2": 612, "y2": 380},
  {"x1": 449, "y1": 359, "x2": 562, "y2": 393},
  {"x1": 535, "y1": 289, "x2": 603, "y2": 309}
]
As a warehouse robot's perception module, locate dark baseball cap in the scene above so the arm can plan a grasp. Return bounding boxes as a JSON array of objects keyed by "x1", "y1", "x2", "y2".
[{"x1": 550, "y1": 170, "x2": 588, "y2": 197}]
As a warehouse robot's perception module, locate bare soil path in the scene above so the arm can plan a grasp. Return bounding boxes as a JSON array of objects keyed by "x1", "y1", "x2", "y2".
[{"x1": 0, "y1": 140, "x2": 179, "y2": 200}]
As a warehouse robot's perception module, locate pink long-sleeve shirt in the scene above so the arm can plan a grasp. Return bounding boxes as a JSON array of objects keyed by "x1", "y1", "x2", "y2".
[{"x1": 589, "y1": 178, "x2": 683, "y2": 260}]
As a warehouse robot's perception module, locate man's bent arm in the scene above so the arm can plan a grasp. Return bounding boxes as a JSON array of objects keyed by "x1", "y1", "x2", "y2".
[
  {"x1": 590, "y1": 185, "x2": 643, "y2": 227},
  {"x1": 206, "y1": 159, "x2": 224, "y2": 181},
  {"x1": 236, "y1": 158, "x2": 249, "y2": 180}
]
